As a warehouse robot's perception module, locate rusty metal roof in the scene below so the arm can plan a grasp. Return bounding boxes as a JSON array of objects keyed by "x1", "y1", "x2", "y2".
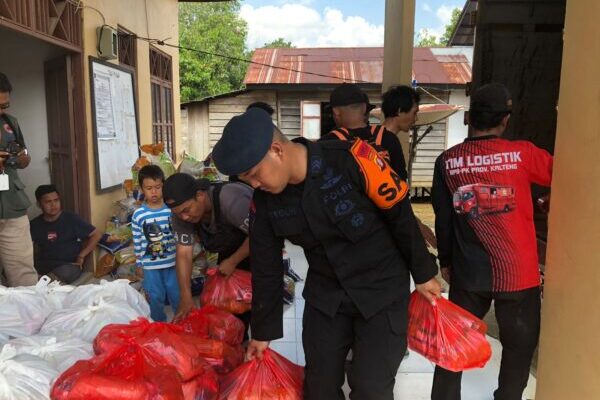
[{"x1": 244, "y1": 47, "x2": 471, "y2": 86}]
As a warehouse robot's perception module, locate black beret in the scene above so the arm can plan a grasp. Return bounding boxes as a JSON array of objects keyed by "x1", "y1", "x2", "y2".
[
  {"x1": 213, "y1": 108, "x2": 274, "y2": 176},
  {"x1": 163, "y1": 173, "x2": 210, "y2": 208}
]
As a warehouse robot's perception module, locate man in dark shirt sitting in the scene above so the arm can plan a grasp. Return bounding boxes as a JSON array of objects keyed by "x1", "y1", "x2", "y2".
[{"x1": 29, "y1": 185, "x2": 102, "y2": 283}]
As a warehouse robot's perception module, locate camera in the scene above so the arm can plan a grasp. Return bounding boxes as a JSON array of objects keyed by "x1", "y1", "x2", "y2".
[{"x1": 0, "y1": 141, "x2": 22, "y2": 168}]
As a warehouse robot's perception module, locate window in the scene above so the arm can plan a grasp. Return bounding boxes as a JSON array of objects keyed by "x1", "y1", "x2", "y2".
[
  {"x1": 150, "y1": 46, "x2": 175, "y2": 158},
  {"x1": 118, "y1": 26, "x2": 136, "y2": 69},
  {"x1": 301, "y1": 101, "x2": 321, "y2": 140}
]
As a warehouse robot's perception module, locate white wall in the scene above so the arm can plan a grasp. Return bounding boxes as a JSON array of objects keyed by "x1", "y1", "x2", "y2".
[
  {"x1": 447, "y1": 90, "x2": 470, "y2": 148},
  {"x1": 0, "y1": 28, "x2": 65, "y2": 218},
  {"x1": 431, "y1": 46, "x2": 474, "y2": 66},
  {"x1": 431, "y1": 46, "x2": 473, "y2": 149}
]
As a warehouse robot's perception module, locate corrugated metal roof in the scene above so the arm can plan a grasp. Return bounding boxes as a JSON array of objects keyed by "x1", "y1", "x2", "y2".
[{"x1": 244, "y1": 47, "x2": 471, "y2": 86}]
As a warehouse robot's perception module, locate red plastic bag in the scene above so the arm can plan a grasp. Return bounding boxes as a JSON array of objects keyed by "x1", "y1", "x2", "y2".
[
  {"x1": 177, "y1": 305, "x2": 245, "y2": 346},
  {"x1": 200, "y1": 269, "x2": 252, "y2": 314},
  {"x1": 95, "y1": 318, "x2": 244, "y2": 377},
  {"x1": 407, "y1": 291, "x2": 492, "y2": 372},
  {"x1": 93, "y1": 318, "x2": 154, "y2": 354},
  {"x1": 51, "y1": 343, "x2": 183, "y2": 400},
  {"x1": 94, "y1": 319, "x2": 205, "y2": 380},
  {"x1": 199, "y1": 340, "x2": 245, "y2": 375},
  {"x1": 181, "y1": 360, "x2": 219, "y2": 400},
  {"x1": 218, "y1": 349, "x2": 304, "y2": 400}
]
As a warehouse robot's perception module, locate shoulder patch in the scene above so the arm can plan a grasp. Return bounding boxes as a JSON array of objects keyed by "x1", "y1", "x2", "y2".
[{"x1": 350, "y1": 140, "x2": 408, "y2": 209}]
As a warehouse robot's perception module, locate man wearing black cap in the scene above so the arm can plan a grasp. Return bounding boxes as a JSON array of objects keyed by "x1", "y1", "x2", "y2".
[
  {"x1": 212, "y1": 107, "x2": 441, "y2": 399},
  {"x1": 162, "y1": 173, "x2": 253, "y2": 321},
  {"x1": 321, "y1": 82, "x2": 409, "y2": 180},
  {"x1": 431, "y1": 83, "x2": 553, "y2": 400}
]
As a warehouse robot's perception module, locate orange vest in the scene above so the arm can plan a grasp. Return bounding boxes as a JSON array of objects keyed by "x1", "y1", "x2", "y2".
[{"x1": 329, "y1": 125, "x2": 390, "y2": 163}]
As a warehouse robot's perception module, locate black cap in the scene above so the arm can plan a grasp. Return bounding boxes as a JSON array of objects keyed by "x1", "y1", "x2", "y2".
[
  {"x1": 470, "y1": 83, "x2": 512, "y2": 114},
  {"x1": 363, "y1": 93, "x2": 377, "y2": 112},
  {"x1": 213, "y1": 108, "x2": 274, "y2": 176},
  {"x1": 163, "y1": 173, "x2": 210, "y2": 208},
  {"x1": 330, "y1": 83, "x2": 371, "y2": 108}
]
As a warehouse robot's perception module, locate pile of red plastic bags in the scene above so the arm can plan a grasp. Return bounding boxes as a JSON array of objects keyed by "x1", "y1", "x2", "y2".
[{"x1": 50, "y1": 269, "x2": 304, "y2": 400}]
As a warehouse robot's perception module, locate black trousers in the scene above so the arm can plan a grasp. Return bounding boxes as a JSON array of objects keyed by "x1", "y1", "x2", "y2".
[
  {"x1": 50, "y1": 263, "x2": 82, "y2": 284},
  {"x1": 303, "y1": 294, "x2": 408, "y2": 400},
  {"x1": 431, "y1": 286, "x2": 541, "y2": 400},
  {"x1": 236, "y1": 310, "x2": 251, "y2": 341}
]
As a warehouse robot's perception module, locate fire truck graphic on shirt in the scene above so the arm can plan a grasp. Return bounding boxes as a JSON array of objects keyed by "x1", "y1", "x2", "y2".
[
  {"x1": 434, "y1": 136, "x2": 553, "y2": 292},
  {"x1": 453, "y1": 183, "x2": 516, "y2": 219}
]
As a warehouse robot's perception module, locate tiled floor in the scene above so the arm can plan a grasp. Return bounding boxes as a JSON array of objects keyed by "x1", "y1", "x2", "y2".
[
  {"x1": 270, "y1": 242, "x2": 308, "y2": 366},
  {"x1": 279, "y1": 242, "x2": 537, "y2": 400}
]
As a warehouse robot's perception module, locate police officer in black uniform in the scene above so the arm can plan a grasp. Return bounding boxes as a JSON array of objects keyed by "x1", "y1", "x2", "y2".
[
  {"x1": 162, "y1": 174, "x2": 253, "y2": 322},
  {"x1": 212, "y1": 108, "x2": 441, "y2": 400}
]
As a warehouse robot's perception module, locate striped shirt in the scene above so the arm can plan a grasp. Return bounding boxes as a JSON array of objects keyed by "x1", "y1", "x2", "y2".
[{"x1": 131, "y1": 204, "x2": 176, "y2": 270}]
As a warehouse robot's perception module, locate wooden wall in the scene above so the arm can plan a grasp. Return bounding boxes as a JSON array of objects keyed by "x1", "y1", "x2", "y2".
[
  {"x1": 410, "y1": 91, "x2": 450, "y2": 188},
  {"x1": 183, "y1": 87, "x2": 451, "y2": 188},
  {"x1": 277, "y1": 89, "x2": 383, "y2": 139},
  {"x1": 208, "y1": 91, "x2": 277, "y2": 149}
]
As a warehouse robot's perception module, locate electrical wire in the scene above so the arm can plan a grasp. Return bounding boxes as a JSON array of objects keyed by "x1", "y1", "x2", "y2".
[
  {"x1": 76, "y1": 3, "x2": 454, "y2": 91},
  {"x1": 131, "y1": 33, "x2": 375, "y2": 84},
  {"x1": 75, "y1": 2, "x2": 106, "y2": 26},
  {"x1": 417, "y1": 85, "x2": 449, "y2": 104}
]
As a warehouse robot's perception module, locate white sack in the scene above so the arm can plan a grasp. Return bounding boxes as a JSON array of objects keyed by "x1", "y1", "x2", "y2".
[
  {"x1": 0, "y1": 333, "x2": 8, "y2": 350},
  {"x1": 63, "y1": 279, "x2": 150, "y2": 317},
  {"x1": 35, "y1": 276, "x2": 76, "y2": 311},
  {"x1": 41, "y1": 298, "x2": 142, "y2": 342},
  {"x1": 9, "y1": 335, "x2": 93, "y2": 373},
  {"x1": 0, "y1": 345, "x2": 58, "y2": 400},
  {"x1": 0, "y1": 281, "x2": 52, "y2": 338}
]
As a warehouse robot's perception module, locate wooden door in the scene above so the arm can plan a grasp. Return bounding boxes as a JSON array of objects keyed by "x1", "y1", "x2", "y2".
[{"x1": 44, "y1": 55, "x2": 78, "y2": 212}]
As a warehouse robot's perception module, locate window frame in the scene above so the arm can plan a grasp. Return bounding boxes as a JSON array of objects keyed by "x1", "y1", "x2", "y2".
[
  {"x1": 149, "y1": 46, "x2": 175, "y2": 158},
  {"x1": 300, "y1": 100, "x2": 322, "y2": 140},
  {"x1": 117, "y1": 25, "x2": 137, "y2": 70}
]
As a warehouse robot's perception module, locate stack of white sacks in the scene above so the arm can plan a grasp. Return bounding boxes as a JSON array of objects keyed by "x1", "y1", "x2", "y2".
[{"x1": 0, "y1": 277, "x2": 150, "y2": 399}]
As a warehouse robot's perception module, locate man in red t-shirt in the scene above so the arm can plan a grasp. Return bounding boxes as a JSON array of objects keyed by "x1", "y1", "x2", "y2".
[{"x1": 431, "y1": 83, "x2": 553, "y2": 400}]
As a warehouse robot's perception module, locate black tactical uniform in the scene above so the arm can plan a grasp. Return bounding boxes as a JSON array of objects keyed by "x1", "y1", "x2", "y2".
[{"x1": 249, "y1": 137, "x2": 437, "y2": 399}]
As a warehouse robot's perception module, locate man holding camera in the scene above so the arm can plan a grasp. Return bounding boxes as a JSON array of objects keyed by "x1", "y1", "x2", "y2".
[{"x1": 0, "y1": 72, "x2": 38, "y2": 287}]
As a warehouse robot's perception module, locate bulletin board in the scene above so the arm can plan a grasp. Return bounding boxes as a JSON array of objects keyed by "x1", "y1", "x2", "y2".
[{"x1": 89, "y1": 57, "x2": 140, "y2": 192}]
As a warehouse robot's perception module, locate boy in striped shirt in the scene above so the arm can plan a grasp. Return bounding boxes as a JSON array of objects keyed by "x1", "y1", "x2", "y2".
[{"x1": 132, "y1": 165, "x2": 180, "y2": 321}]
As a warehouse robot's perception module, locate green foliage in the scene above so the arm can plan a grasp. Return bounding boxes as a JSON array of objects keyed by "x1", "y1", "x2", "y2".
[
  {"x1": 179, "y1": 1, "x2": 249, "y2": 102},
  {"x1": 262, "y1": 38, "x2": 295, "y2": 48},
  {"x1": 415, "y1": 29, "x2": 441, "y2": 47},
  {"x1": 441, "y1": 7, "x2": 462, "y2": 46},
  {"x1": 415, "y1": 7, "x2": 461, "y2": 47}
]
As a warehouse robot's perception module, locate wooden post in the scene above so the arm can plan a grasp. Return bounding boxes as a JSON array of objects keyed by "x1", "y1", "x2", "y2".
[{"x1": 383, "y1": 0, "x2": 415, "y2": 175}]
